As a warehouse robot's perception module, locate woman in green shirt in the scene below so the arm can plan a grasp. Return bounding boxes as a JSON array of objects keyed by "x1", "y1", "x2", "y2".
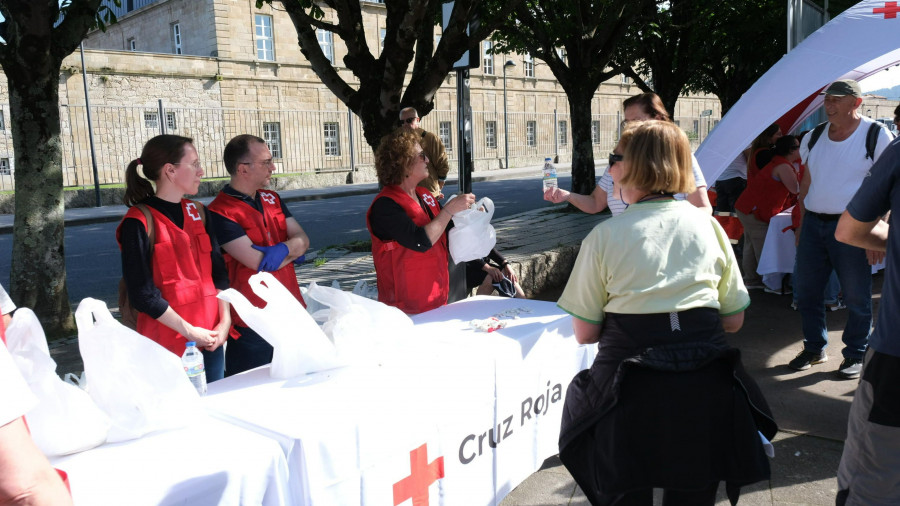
[{"x1": 556, "y1": 121, "x2": 775, "y2": 506}]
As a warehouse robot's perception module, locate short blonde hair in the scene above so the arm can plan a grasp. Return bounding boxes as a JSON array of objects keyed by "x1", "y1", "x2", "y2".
[{"x1": 619, "y1": 120, "x2": 694, "y2": 195}]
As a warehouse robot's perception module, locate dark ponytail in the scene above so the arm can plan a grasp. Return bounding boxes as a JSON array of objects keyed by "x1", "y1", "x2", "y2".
[{"x1": 123, "y1": 134, "x2": 194, "y2": 207}]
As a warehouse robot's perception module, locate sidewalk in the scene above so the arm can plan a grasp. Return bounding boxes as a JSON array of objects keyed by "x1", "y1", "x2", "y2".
[{"x1": 29, "y1": 162, "x2": 862, "y2": 505}]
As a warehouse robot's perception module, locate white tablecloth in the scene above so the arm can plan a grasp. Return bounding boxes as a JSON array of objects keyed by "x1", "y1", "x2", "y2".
[
  {"x1": 757, "y1": 209, "x2": 883, "y2": 290},
  {"x1": 756, "y1": 211, "x2": 795, "y2": 290},
  {"x1": 202, "y1": 297, "x2": 595, "y2": 506},
  {"x1": 50, "y1": 416, "x2": 292, "y2": 506}
]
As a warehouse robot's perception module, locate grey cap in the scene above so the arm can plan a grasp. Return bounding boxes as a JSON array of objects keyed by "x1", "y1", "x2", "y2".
[{"x1": 821, "y1": 79, "x2": 862, "y2": 98}]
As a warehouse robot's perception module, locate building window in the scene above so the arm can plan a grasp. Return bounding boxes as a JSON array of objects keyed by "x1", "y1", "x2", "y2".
[
  {"x1": 0, "y1": 113, "x2": 5, "y2": 131},
  {"x1": 317, "y1": 29, "x2": 334, "y2": 64},
  {"x1": 172, "y1": 23, "x2": 182, "y2": 54},
  {"x1": 128, "y1": 38, "x2": 136, "y2": 51},
  {"x1": 0, "y1": 158, "x2": 9, "y2": 175},
  {"x1": 263, "y1": 122, "x2": 282, "y2": 158},
  {"x1": 144, "y1": 111, "x2": 158, "y2": 129},
  {"x1": 379, "y1": 28, "x2": 386, "y2": 53},
  {"x1": 556, "y1": 47, "x2": 566, "y2": 63},
  {"x1": 324, "y1": 122, "x2": 341, "y2": 156},
  {"x1": 526, "y1": 121, "x2": 536, "y2": 147},
  {"x1": 557, "y1": 120, "x2": 568, "y2": 146},
  {"x1": 482, "y1": 41, "x2": 493, "y2": 75},
  {"x1": 439, "y1": 121, "x2": 452, "y2": 152},
  {"x1": 591, "y1": 120, "x2": 600, "y2": 144},
  {"x1": 621, "y1": 74, "x2": 631, "y2": 84},
  {"x1": 692, "y1": 119, "x2": 699, "y2": 135},
  {"x1": 255, "y1": 14, "x2": 274, "y2": 61},
  {"x1": 485, "y1": 121, "x2": 497, "y2": 149},
  {"x1": 166, "y1": 112, "x2": 177, "y2": 131},
  {"x1": 524, "y1": 54, "x2": 534, "y2": 78}
]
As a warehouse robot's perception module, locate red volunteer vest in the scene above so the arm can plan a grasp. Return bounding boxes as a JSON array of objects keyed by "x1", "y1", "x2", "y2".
[
  {"x1": 735, "y1": 155, "x2": 799, "y2": 223},
  {"x1": 116, "y1": 200, "x2": 220, "y2": 355},
  {"x1": 207, "y1": 190, "x2": 305, "y2": 335},
  {"x1": 366, "y1": 186, "x2": 449, "y2": 315}
]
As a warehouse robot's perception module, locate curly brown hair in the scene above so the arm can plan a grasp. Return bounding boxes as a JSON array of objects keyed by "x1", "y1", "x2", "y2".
[{"x1": 375, "y1": 128, "x2": 422, "y2": 186}]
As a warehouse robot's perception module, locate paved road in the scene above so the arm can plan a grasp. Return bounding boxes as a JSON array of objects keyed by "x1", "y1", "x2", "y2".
[{"x1": 0, "y1": 175, "x2": 572, "y2": 305}]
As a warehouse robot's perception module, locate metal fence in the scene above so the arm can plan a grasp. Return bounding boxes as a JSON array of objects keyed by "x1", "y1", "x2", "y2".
[{"x1": 0, "y1": 101, "x2": 717, "y2": 191}]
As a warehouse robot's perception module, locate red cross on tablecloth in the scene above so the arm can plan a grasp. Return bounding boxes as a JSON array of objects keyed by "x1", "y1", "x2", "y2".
[
  {"x1": 874, "y1": 1, "x2": 900, "y2": 18},
  {"x1": 393, "y1": 443, "x2": 445, "y2": 506}
]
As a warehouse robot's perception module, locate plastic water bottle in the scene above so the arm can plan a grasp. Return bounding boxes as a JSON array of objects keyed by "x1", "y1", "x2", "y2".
[
  {"x1": 542, "y1": 158, "x2": 558, "y2": 191},
  {"x1": 182, "y1": 342, "x2": 207, "y2": 396}
]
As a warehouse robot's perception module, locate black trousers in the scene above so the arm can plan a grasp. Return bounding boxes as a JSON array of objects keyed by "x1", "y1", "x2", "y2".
[
  {"x1": 224, "y1": 325, "x2": 274, "y2": 377},
  {"x1": 602, "y1": 483, "x2": 719, "y2": 506}
]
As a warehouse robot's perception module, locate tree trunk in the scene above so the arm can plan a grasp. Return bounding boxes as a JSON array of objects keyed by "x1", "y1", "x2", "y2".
[
  {"x1": 8, "y1": 67, "x2": 75, "y2": 338},
  {"x1": 568, "y1": 89, "x2": 597, "y2": 196}
]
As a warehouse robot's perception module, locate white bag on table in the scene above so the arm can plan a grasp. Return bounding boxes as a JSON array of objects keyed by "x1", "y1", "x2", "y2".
[
  {"x1": 217, "y1": 272, "x2": 342, "y2": 378},
  {"x1": 305, "y1": 282, "x2": 413, "y2": 364},
  {"x1": 448, "y1": 196, "x2": 497, "y2": 263},
  {"x1": 75, "y1": 298, "x2": 201, "y2": 443},
  {"x1": 5, "y1": 308, "x2": 110, "y2": 456}
]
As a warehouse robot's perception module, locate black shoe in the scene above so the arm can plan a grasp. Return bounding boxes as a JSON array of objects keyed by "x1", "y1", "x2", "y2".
[
  {"x1": 837, "y1": 358, "x2": 863, "y2": 379},
  {"x1": 788, "y1": 350, "x2": 828, "y2": 371}
]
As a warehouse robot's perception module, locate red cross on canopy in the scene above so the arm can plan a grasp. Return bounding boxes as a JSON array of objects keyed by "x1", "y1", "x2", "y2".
[
  {"x1": 393, "y1": 444, "x2": 445, "y2": 506},
  {"x1": 874, "y1": 1, "x2": 900, "y2": 18}
]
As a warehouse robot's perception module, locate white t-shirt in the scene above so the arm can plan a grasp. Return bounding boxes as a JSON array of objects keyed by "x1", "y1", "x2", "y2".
[
  {"x1": 0, "y1": 342, "x2": 38, "y2": 426},
  {"x1": 717, "y1": 152, "x2": 748, "y2": 181},
  {"x1": 800, "y1": 116, "x2": 893, "y2": 214},
  {"x1": 597, "y1": 153, "x2": 708, "y2": 217},
  {"x1": 0, "y1": 283, "x2": 15, "y2": 316}
]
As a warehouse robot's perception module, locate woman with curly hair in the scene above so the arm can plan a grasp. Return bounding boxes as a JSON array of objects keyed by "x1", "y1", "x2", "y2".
[{"x1": 366, "y1": 128, "x2": 475, "y2": 314}]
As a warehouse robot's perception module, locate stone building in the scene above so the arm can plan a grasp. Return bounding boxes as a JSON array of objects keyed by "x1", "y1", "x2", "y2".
[{"x1": 23, "y1": 0, "x2": 896, "y2": 192}]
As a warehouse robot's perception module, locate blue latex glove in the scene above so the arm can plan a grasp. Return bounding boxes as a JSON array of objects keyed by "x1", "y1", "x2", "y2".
[
  {"x1": 251, "y1": 243, "x2": 289, "y2": 272},
  {"x1": 293, "y1": 254, "x2": 306, "y2": 265}
]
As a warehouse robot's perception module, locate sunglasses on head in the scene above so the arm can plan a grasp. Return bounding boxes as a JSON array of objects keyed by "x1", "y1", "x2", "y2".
[{"x1": 608, "y1": 153, "x2": 623, "y2": 166}]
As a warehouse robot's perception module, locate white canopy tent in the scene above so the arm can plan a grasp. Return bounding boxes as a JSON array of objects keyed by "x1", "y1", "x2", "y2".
[{"x1": 696, "y1": 0, "x2": 900, "y2": 184}]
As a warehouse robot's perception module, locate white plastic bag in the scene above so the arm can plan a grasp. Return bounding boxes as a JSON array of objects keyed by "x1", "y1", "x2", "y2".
[
  {"x1": 75, "y1": 298, "x2": 201, "y2": 443},
  {"x1": 448, "y1": 196, "x2": 497, "y2": 263},
  {"x1": 306, "y1": 282, "x2": 413, "y2": 364},
  {"x1": 5, "y1": 308, "x2": 110, "y2": 456},
  {"x1": 217, "y1": 272, "x2": 342, "y2": 378}
]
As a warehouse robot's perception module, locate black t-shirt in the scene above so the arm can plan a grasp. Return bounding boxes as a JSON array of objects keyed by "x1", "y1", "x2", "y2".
[
  {"x1": 369, "y1": 195, "x2": 439, "y2": 253},
  {"x1": 120, "y1": 196, "x2": 229, "y2": 318}
]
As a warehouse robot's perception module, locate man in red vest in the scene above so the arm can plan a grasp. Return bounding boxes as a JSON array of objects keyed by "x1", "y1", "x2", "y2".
[{"x1": 208, "y1": 135, "x2": 310, "y2": 377}]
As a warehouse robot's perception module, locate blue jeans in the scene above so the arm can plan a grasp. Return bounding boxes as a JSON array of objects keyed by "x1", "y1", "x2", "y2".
[
  {"x1": 793, "y1": 267, "x2": 841, "y2": 304},
  {"x1": 795, "y1": 213, "x2": 871, "y2": 360},
  {"x1": 202, "y1": 347, "x2": 225, "y2": 382},
  {"x1": 224, "y1": 325, "x2": 273, "y2": 377}
]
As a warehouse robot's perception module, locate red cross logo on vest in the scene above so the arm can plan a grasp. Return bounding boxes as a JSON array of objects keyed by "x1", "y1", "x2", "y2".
[
  {"x1": 185, "y1": 202, "x2": 202, "y2": 221},
  {"x1": 259, "y1": 191, "x2": 276, "y2": 205},
  {"x1": 392, "y1": 443, "x2": 444, "y2": 506},
  {"x1": 874, "y1": 1, "x2": 900, "y2": 18},
  {"x1": 422, "y1": 193, "x2": 436, "y2": 209}
]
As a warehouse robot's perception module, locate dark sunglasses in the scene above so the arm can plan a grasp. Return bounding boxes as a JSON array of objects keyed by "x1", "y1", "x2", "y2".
[
  {"x1": 791, "y1": 144, "x2": 801, "y2": 151},
  {"x1": 608, "y1": 153, "x2": 623, "y2": 166},
  {"x1": 399, "y1": 117, "x2": 418, "y2": 126}
]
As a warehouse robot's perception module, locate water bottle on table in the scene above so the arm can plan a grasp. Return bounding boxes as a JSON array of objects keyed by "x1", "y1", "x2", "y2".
[
  {"x1": 182, "y1": 342, "x2": 207, "y2": 395},
  {"x1": 542, "y1": 157, "x2": 558, "y2": 191}
]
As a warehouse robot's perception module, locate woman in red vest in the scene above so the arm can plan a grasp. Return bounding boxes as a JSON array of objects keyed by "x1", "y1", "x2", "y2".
[
  {"x1": 745, "y1": 123, "x2": 783, "y2": 182},
  {"x1": 734, "y1": 135, "x2": 801, "y2": 290},
  {"x1": 367, "y1": 129, "x2": 475, "y2": 314},
  {"x1": 117, "y1": 135, "x2": 231, "y2": 382}
]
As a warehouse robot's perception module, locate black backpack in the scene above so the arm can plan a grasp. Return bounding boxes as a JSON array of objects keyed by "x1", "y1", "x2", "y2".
[{"x1": 806, "y1": 121, "x2": 887, "y2": 160}]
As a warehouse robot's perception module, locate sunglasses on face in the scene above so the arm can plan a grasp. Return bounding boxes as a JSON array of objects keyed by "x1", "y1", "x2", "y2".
[
  {"x1": 399, "y1": 117, "x2": 418, "y2": 126},
  {"x1": 608, "y1": 153, "x2": 623, "y2": 166}
]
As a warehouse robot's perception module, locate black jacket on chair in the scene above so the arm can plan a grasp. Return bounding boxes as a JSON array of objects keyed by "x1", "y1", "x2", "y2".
[{"x1": 559, "y1": 310, "x2": 777, "y2": 505}]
